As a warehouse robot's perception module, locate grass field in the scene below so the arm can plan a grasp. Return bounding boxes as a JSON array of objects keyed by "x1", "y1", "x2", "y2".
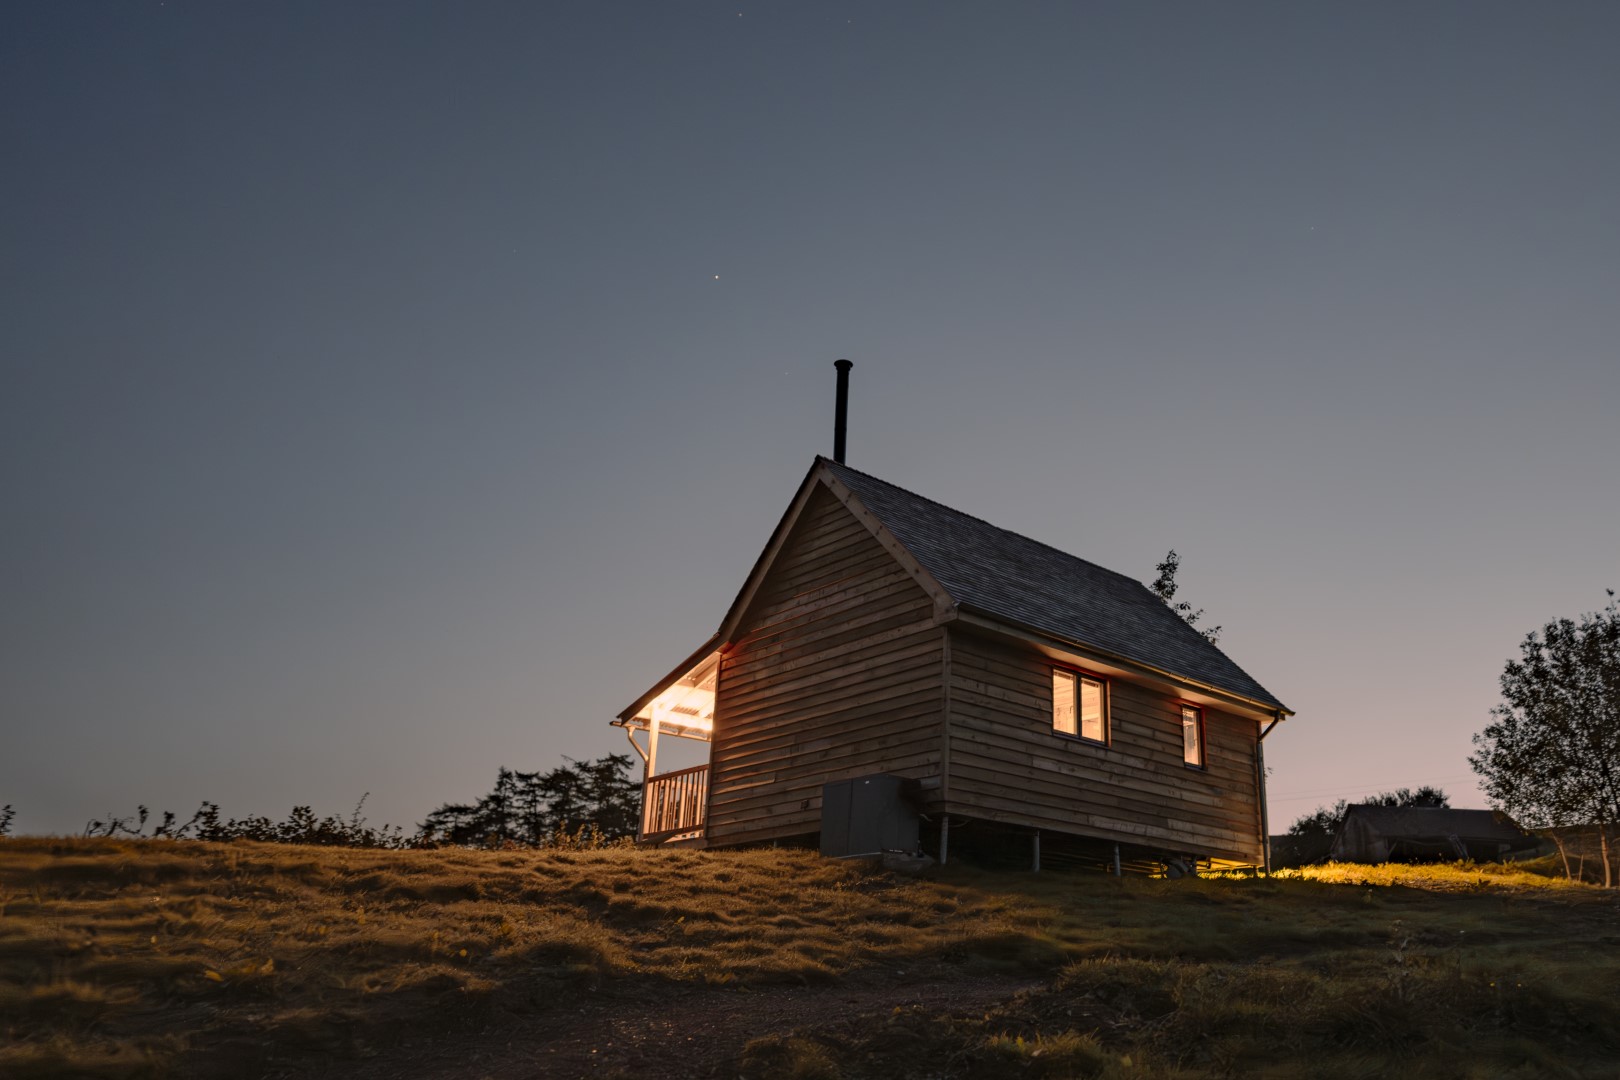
[{"x1": 2, "y1": 839, "x2": 1616, "y2": 1079}]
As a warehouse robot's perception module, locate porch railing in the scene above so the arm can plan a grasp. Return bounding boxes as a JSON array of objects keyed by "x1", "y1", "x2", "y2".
[{"x1": 641, "y1": 764, "x2": 708, "y2": 839}]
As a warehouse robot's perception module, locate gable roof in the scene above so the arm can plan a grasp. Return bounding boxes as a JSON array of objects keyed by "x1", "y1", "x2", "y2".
[
  {"x1": 622, "y1": 456, "x2": 1290, "y2": 720},
  {"x1": 818, "y1": 457, "x2": 1289, "y2": 713}
]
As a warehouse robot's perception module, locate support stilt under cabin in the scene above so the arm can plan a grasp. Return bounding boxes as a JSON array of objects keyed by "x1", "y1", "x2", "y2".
[{"x1": 613, "y1": 452, "x2": 1294, "y2": 875}]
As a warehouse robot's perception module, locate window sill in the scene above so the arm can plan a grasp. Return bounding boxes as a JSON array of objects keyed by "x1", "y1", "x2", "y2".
[{"x1": 1052, "y1": 731, "x2": 1109, "y2": 748}]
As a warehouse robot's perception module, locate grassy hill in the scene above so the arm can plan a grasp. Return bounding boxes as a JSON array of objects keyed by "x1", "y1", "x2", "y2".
[{"x1": 2, "y1": 839, "x2": 1616, "y2": 1079}]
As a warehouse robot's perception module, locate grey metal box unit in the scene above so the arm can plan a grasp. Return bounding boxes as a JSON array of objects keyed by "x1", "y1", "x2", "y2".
[{"x1": 820, "y1": 774, "x2": 920, "y2": 858}]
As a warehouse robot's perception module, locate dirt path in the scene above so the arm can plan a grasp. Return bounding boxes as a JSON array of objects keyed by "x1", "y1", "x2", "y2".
[{"x1": 320, "y1": 972, "x2": 1041, "y2": 1080}]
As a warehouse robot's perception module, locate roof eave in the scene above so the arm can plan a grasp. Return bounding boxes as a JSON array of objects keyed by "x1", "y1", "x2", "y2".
[
  {"x1": 947, "y1": 604, "x2": 1293, "y2": 721},
  {"x1": 711, "y1": 460, "x2": 829, "y2": 645},
  {"x1": 614, "y1": 633, "x2": 724, "y2": 723},
  {"x1": 613, "y1": 460, "x2": 845, "y2": 730}
]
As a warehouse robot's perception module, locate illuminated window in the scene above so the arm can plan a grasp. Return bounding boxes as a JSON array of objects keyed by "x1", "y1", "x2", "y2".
[
  {"x1": 1181, "y1": 705, "x2": 1204, "y2": 767},
  {"x1": 1052, "y1": 669, "x2": 1106, "y2": 743}
]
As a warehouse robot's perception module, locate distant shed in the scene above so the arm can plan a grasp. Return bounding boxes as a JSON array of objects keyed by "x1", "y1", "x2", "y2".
[{"x1": 1329, "y1": 806, "x2": 1542, "y2": 864}]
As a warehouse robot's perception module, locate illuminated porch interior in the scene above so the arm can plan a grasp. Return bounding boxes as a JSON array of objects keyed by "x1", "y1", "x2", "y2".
[{"x1": 614, "y1": 649, "x2": 718, "y2": 839}]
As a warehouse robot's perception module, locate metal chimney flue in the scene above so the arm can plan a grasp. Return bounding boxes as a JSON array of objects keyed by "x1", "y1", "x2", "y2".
[{"x1": 833, "y1": 359, "x2": 853, "y2": 464}]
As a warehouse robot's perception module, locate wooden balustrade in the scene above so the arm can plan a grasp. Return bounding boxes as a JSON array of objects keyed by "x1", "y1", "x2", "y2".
[{"x1": 641, "y1": 764, "x2": 708, "y2": 839}]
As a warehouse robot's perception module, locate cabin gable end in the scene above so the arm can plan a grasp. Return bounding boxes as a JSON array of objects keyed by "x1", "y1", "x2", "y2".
[{"x1": 706, "y1": 484, "x2": 945, "y2": 845}]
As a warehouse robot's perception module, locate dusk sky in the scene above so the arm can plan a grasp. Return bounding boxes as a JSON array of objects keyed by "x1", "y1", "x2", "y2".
[{"x1": 4, "y1": 2, "x2": 1617, "y2": 838}]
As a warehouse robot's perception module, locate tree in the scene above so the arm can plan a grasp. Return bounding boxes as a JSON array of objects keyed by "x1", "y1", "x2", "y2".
[
  {"x1": 1470, "y1": 591, "x2": 1620, "y2": 887},
  {"x1": 417, "y1": 754, "x2": 640, "y2": 847},
  {"x1": 1287, "y1": 786, "x2": 1451, "y2": 839},
  {"x1": 1150, "y1": 550, "x2": 1221, "y2": 645},
  {"x1": 568, "y1": 754, "x2": 640, "y2": 838}
]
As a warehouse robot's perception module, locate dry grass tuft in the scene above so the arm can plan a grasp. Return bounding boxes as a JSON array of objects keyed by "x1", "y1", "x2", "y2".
[
  {"x1": 738, "y1": 1034, "x2": 845, "y2": 1080},
  {"x1": 983, "y1": 1030, "x2": 1127, "y2": 1078}
]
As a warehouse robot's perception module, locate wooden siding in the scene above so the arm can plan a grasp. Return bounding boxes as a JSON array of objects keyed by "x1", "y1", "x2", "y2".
[
  {"x1": 945, "y1": 629, "x2": 1263, "y2": 862},
  {"x1": 707, "y1": 485, "x2": 944, "y2": 845}
]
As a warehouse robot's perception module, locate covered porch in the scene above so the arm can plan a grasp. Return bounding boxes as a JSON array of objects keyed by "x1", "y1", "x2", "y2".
[{"x1": 613, "y1": 648, "x2": 718, "y2": 843}]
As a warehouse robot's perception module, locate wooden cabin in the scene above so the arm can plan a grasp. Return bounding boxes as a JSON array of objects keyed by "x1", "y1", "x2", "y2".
[{"x1": 614, "y1": 456, "x2": 1293, "y2": 872}]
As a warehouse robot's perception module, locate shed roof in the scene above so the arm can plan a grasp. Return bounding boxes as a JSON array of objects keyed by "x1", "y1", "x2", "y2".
[
  {"x1": 1337, "y1": 806, "x2": 1532, "y2": 842},
  {"x1": 819, "y1": 458, "x2": 1288, "y2": 712}
]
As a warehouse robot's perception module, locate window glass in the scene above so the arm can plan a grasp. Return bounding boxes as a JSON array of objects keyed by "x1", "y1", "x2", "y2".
[
  {"x1": 1054, "y1": 669, "x2": 1107, "y2": 743},
  {"x1": 1182, "y1": 705, "x2": 1203, "y2": 766},
  {"x1": 1080, "y1": 678, "x2": 1105, "y2": 742},
  {"x1": 1052, "y1": 670, "x2": 1077, "y2": 735}
]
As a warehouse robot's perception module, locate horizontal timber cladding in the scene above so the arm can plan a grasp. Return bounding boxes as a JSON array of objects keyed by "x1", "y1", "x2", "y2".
[
  {"x1": 707, "y1": 485, "x2": 944, "y2": 846},
  {"x1": 945, "y1": 628, "x2": 1264, "y2": 863}
]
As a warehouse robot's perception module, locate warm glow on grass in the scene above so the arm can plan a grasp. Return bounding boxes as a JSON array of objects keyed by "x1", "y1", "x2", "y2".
[{"x1": 1278, "y1": 857, "x2": 1593, "y2": 891}]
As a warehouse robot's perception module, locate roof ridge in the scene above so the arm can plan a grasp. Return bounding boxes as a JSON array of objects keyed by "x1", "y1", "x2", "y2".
[{"x1": 817, "y1": 456, "x2": 1154, "y2": 595}]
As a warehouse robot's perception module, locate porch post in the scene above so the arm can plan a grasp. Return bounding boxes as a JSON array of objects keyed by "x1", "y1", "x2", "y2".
[
  {"x1": 645, "y1": 706, "x2": 662, "y2": 837},
  {"x1": 648, "y1": 705, "x2": 662, "y2": 777}
]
